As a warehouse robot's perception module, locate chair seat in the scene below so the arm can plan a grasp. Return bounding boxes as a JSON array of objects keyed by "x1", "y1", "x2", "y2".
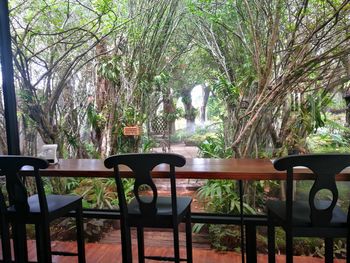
[
  {"x1": 0, "y1": 156, "x2": 85, "y2": 263},
  {"x1": 8, "y1": 194, "x2": 82, "y2": 221},
  {"x1": 127, "y1": 196, "x2": 192, "y2": 227},
  {"x1": 267, "y1": 200, "x2": 347, "y2": 227}
]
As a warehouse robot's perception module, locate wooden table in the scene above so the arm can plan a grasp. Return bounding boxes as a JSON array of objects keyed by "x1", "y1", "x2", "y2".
[
  {"x1": 41, "y1": 158, "x2": 350, "y2": 180},
  {"x1": 37, "y1": 158, "x2": 350, "y2": 263}
]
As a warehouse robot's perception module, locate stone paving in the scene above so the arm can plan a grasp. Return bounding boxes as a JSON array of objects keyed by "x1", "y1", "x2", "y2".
[
  {"x1": 152, "y1": 142, "x2": 199, "y2": 158},
  {"x1": 152, "y1": 142, "x2": 204, "y2": 191}
]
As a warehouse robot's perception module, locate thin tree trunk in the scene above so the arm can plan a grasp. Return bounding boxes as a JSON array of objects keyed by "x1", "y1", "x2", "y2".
[
  {"x1": 181, "y1": 88, "x2": 196, "y2": 132},
  {"x1": 200, "y1": 85, "x2": 210, "y2": 123}
]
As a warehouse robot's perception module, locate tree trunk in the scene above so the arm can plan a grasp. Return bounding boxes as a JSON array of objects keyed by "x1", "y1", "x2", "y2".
[
  {"x1": 200, "y1": 85, "x2": 210, "y2": 123},
  {"x1": 163, "y1": 93, "x2": 176, "y2": 135},
  {"x1": 181, "y1": 88, "x2": 196, "y2": 133},
  {"x1": 21, "y1": 115, "x2": 37, "y2": 156},
  {"x1": 93, "y1": 41, "x2": 115, "y2": 157},
  {"x1": 0, "y1": 98, "x2": 8, "y2": 154}
]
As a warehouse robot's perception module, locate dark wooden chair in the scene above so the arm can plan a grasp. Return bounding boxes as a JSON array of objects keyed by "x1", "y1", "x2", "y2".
[
  {"x1": 267, "y1": 154, "x2": 350, "y2": 263},
  {"x1": 104, "y1": 153, "x2": 193, "y2": 263},
  {"x1": 0, "y1": 155, "x2": 85, "y2": 263},
  {"x1": 0, "y1": 185, "x2": 11, "y2": 263}
]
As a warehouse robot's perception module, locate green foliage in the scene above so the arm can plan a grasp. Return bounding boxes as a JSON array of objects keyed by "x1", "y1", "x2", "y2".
[
  {"x1": 211, "y1": 76, "x2": 239, "y2": 108},
  {"x1": 121, "y1": 178, "x2": 134, "y2": 202},
  {"x1": 307, "y1": 113, "x2": 350, "y2": 153},
  {"x1": 187, "y1": 0, "x2": 236, "y2": 25},
  {"x1": 92, "y1": 0, "x2": 113, "y2": 14},
  {"x1": 184, "y1": 133, "x2": 213, "y2": 146},
  {"x1": 154, "y1": 72, "x2": 170, "y2": 89},
  {"x1": 284, "y1": 92, "x2": 332, "y2": 153},
  {"x1": 46, "y1": 176, "x2": 136, "y2": 243},
  {"x1": 74, "y1": 178, "x2": 117, "y2": 209},
  {"x1": 208, "y1": 225, "x2": 241, "y2": 251},
  {"x1": 300, "y1": 92, "x2": 331, "y2": 133},
  {"x1": 163, "y1": 108, "x2": 183, "y2": 123},
  {"x1": 65, "y1": 178, "x2": 80, "y2": 192},
  {"x1": 182, "y1": 95, "x2": 191, "y2": 105},
  {"x1": 72, "y1": 178, "x2": 134, "y2": 209},
  {"x1": 307, "y1": 133, "x2": 350, "y2": 153},
  {"x1": 63, "y1": 129, "x2": 79, "y2": 150},
  {"x1": 183, "y1": 107, "x2": 198, "y2": 121},
  {"x1": 87, "y1": 104, "x2": 106, "y2": 131},
  {"x1": 264, "y1": 228, "x2": 326, "y2": 256},
  {"x1": 170, "y1": 129, "x2": 191, "y2": 143},
  {"x1": 333, "y1": 239, "x2": 347, "y2": 259},
  {"x1": 48, "y1": 178, "x2": 69, "y2": 195},
  {"x1": 97, "y1": 56, "x2": 121, "y2": 83},
  {"x1": 197, "y1": 180, "x2": 255, "y2": 215},
  {"x1": 207, "y1": 95, "x2": 226, "y2": 121},
  {"x1": 122, "y1": 106, "x2": 145, "y2": 126},
  {"x1": 84, "y1": 143, "x2": 100, "y2": 158},
  {"x1": 140, "y1": 136, "x2": 157, "y2": 153},
  {"x1": 196, "y1": 179, "x2": 255, "y2": 251},
  {"x1": 198, "y1": 133, "x2": 233, "y2": 158},
  {"x1": 171, "y1": 124, "x2": 218, "y2": 144}
]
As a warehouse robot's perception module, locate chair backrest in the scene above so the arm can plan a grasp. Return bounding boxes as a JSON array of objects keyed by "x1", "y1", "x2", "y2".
[
  {"x1": 273, "y1": 154, "x2": 350, "y2": 226},
  {"x1": 104, "y1": 153, "x2": 186, "y2": 219},
  {"x1": 0, "y1": 156, "x2": 49, "y2": 218}
]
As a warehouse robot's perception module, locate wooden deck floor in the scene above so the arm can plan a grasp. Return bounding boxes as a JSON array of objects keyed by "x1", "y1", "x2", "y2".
[{"x1": 2, "y1": 240, "x2": 346, "y2": 263}]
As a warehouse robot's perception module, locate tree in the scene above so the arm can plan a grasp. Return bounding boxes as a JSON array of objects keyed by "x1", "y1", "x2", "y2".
[
  {"x1": 190, "y1": 0, "x2": 350, "y2": 157},
  {"x1": 168, "y1": 46, "x2": 215, "y2": 132},
  {"x1": 0, "y1": 88, "x2": 8, "y2": 153},
  {"x1": 92, "y1": 0, "x2": 186, "y2": 156},
  {"x1": 9, "y1": 0, "x2": 122, "y2": 156}
]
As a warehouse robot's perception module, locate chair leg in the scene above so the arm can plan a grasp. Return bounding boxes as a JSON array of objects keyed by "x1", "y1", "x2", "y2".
[
  {"x1": 76, "y1": 203, "x2": 86, "y2": 263},
  {"x1": 120, "y1": 219, "x2": 133, "y2": 263},
  {"x1": 0, "y1": 192, "x2": 11, "y2": 263},
  {"x1": 36, "y1": 222, "x2": 52, "y2": 263},
  {"x1": 324, "y1": 238, "x2": 333, "y2": 263},
  {"x1": 173, "y1": 225, "x2": 180, "y2": 263},
  {"x1": 267, "y1": 212, "x2": 275, "y2": 263},
  {"x1": 347, "y1": 234, "x2": 350, "y2": 263},
  {"x1": 185, "y1": 210, "x2": 193, "y2": 263},
  {"x1": 0, "y1": 217, "x2": 11, "y2": 263},
  {"x1": 12, "y1": 223, "x2": 29, "y2": 263},
  {"x1": 137, "y1": 227, "x2": 145, "y2": 263},
  {"x1": 43, "y1": 222, "x2": 53, "y2": 263},
  {"x1": 286, "y1": 230, "x2": 293, "y2": 263},
  {"x1": 35, "y1": 224, "x2": 44, "y2": 263}
]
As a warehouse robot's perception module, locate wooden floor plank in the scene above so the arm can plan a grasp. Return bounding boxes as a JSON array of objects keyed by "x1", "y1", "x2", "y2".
[{"x1": 1, "y1": 240, "x2": 346, "y2": 263}]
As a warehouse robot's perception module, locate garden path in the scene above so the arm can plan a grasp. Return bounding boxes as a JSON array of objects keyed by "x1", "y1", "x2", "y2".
[{"x1": 168, "y1": 143, "x2": 199, "y2": 158}]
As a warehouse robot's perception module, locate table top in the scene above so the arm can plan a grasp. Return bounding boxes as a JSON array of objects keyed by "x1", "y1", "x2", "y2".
[{"x1": 38, "y1": 158, "x2": 350, "y2": 180}]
